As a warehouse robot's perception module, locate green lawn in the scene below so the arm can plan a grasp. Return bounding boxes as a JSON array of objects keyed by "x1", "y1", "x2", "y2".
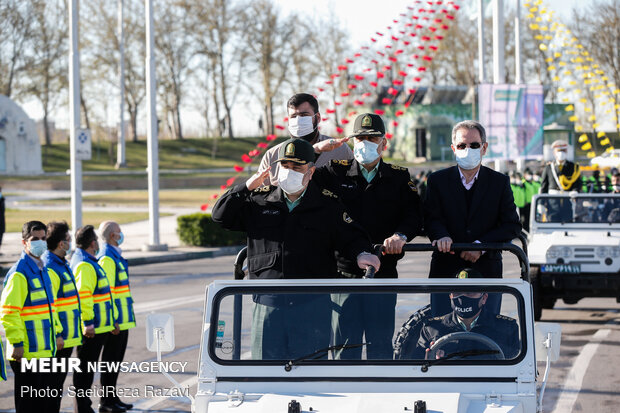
[
  {"x1": 40, "y1": 137, "x2": 286, "y2": 172},
  {"x1": 5, "y1": 209, "x2": 170, "y2": 233},
  {"x1": 22, "y1": 189, "x2": 225, "y2": 209}
]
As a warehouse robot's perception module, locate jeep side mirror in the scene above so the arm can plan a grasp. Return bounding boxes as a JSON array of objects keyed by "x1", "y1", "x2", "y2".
[
  {"x1": 535, "y1": 322, "x2": 561, "y2": 362},
  {"x1": 146, "y1": 313, "x2": 175, "y2": 352}
]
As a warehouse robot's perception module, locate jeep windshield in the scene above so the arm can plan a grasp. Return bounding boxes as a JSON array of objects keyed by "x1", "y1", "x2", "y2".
[
  {"x1": 208, "y1": 284, "x2": 526, "y2": 366},
  {"x1": 535, "y1": 194, "x2": 620, "y2": 224}
]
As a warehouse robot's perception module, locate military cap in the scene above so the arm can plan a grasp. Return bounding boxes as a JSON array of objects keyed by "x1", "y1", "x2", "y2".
[
  {"x1": 350, "y1": 113, "x2": 385, "y2": 137},
  {"x1": 275, "y1": 138, "x2": 316, "y2": 165}
]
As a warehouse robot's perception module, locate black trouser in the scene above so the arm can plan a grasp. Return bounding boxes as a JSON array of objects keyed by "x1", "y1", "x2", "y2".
[
  {"x1": 101, "y1": 329, "x2": 129, "y2": 403},
  {"x1": 74, "y1": 332, "x2": 109, "y2": 412},
  {"x1": 10, "y1": 360, "x2": 49, "y2": 413},
  {"x1": 47, "y1": 346, "x2": 74, "y2": 412}
]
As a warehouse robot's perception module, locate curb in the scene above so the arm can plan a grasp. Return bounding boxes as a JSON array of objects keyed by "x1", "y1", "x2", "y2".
[{"x1": 0, "y1": 245, "x2": 245, "y2": 277}]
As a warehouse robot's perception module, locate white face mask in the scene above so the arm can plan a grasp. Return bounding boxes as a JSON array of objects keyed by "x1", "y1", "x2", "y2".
[
  {"x1": 278, "y1": 167, "x2": 307, "y2": 194},
  {"x1": 354, "y1": 140, "x2": 381, "y2": 165},
  {"x1": 614, "y1": 185, "x2": 620, "y2": 192},
  {"x1": 455, "y1": 147, "x2": 482, "y2": 170},
  {"x1": 555, "y1": 151, "x2": 567, "y2": 162},
  {"x1": 288, "y1": 116, "x2": 316, "y2": 139}
]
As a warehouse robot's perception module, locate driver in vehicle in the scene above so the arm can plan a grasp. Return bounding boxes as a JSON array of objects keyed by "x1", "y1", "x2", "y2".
[{"x1": 415, "y1": 269, "x2": 520, "y2": 360}]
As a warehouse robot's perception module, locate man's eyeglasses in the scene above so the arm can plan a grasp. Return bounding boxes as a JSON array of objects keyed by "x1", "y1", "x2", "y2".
[{"x1": 455, "y1": 142, "x2": 482, "y2": 150}]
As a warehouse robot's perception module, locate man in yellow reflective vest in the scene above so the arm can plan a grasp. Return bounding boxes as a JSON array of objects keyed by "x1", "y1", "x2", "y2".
[
  {"x1": 97, "y1": 221, "x2": 135, "y2": 411},
  {"x1": 0, "y1": 221, "x2": 61, "y2": 412},
  {"x1": 43, "y1": 220, "x2": 83, "y2": 412},
  {"x1": 71, "y1": 225, "x2": 118, "y2": 413}
]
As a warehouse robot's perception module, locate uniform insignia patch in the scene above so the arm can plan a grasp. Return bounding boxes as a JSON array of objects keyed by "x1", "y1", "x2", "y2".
[
  {"x1": 343, "y1": 212, "x2": 353, "y2": 223},
  {"x1": 391, "y1": 164, "x2": 407, "y2": 171},
  {"x1": 332, "y1": 159, "x2": 351, "y2": 166},
  {"x1": 361, "y1": 115, "x2": 372, "y2": 127},
  {"x1": 322, "y1": 189, "x2": 338, "y2": 198},
  {"x1": 408, "y1": 181, "x2": 418, "y2": 192},
  {"x1": 457, "y1": 270, "x2": 468, "y2": 279},
  {"x1": 254, "y1": 186, "x2": 271, "y2": 192},
  {"x1": 285, "y1": 143, "x2": 295, "y2": 156}
]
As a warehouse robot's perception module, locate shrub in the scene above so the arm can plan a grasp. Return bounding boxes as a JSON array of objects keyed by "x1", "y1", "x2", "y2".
[{"x1": 177, "y1": 213, "x2": 246, "y2": 247}]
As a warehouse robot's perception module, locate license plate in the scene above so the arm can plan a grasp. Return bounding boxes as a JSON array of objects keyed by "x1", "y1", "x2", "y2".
[{"x1": 541, "y1": 264, "x2": 581, "y2": 274}]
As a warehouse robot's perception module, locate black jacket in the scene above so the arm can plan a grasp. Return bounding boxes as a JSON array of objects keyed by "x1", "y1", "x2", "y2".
[
  {"x1": 540, "y1": 161, "x2": 582, "y2": 193},
  {"x1": 313, "y1": 159, "x2": 423, "y2": 277},
  {"x1": 211, "y1": 181, "x2": 372, "y2": 280},
  {"x1": 415, "y1": 309, "x2": 520, "y2": 360},
  {"x1": 424, "y1": 166, "x2": 521, "y2": 277}
]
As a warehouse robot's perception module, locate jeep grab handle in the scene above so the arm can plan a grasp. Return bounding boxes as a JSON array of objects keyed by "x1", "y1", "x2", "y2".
[{"x1": 400, "y1": 242, "x2": 530, "y2": 282}]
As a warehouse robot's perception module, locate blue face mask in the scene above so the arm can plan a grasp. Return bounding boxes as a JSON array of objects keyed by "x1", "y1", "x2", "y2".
[
  {"x1": 117, "y1": 232, "x2": 124, "y2": 246},
  {"x1": 455, "y1": 147, "x2": 482, "y2": 170},
  {"x1": 29, "y1": 240, "x2": 47, "y2": 258},
  {"x1": 354, "y1": 140, "x2": 380, "y2": 165}
]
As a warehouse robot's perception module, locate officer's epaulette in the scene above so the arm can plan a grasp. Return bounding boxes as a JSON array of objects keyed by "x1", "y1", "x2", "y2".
[
  {"x1": 322, "y1": 189, "x2": 338, "y2": 198},
  {"x1": 254, "y1": 185, "x2": 272, "y2": 193},
  {"x1": 331, "y1": 159, "x2": 351, "y2": 167},
  {"x1": 391, "y1": 164, "x2": 408, "y2": 171},
  {"x1": 428, "y1": 316, "x2": 443, "y2": 321},
  {"x1": 495, "y1": 314, "x2": 513, "y2": 321}
]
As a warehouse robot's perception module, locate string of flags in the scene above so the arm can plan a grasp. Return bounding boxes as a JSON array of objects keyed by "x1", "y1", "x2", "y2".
[
  {"x1": 200, "y1": 0, "x2": 462, "y2": 211},
  {"x1": 525, "y1": 0, "x2": 619, "y2": 159}
]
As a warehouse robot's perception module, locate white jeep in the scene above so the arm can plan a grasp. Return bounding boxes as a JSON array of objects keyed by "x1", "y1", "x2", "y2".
[
  {"x1": 148, "y1": 244, "x2": 561, "y2": 413},
  {"x1": 528, "y1": 193, "x2": 620, "y2": 320}
]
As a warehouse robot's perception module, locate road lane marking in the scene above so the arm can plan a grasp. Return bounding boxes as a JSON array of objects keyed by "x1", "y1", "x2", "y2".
[
  {"x1": 551, "y1": 328, "x2": 612, "y2": 413},
  {"x1": 134, "y1": 294, "x2": 204, "y2": 314}
]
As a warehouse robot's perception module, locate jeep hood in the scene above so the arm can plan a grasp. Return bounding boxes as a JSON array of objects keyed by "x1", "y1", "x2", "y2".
[{"x1": 532, "y1": 230, "x2": 620, "y2": 246}]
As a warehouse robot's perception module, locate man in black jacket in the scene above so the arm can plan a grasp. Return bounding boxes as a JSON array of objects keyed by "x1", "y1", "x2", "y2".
[
  {"x1": 312, "y1": 113, "x2": 422, "y2": 359},
  {"x1": 212, "y1": 138, "x2": 379, "y2": 360},
  {"x1": 424, "y1": 120, "x2": 521, "y2": 316}
]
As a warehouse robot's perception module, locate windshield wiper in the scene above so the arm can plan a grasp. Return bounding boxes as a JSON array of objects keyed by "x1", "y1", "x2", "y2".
[
  {"x1": 284, "y1": 342, "x2": 368, "y2": 372},
  {"x1": 420, "y1": 349, "x2": 500, "y2": 372}
]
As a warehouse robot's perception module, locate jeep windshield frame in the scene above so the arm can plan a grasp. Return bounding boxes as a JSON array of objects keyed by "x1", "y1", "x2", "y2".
[
  {"x1": 206, "y1": 283, "x2": 528, "y2": 369},
  {"x1": 533, "y1": 193, "x2": 620, "y2": 226}
]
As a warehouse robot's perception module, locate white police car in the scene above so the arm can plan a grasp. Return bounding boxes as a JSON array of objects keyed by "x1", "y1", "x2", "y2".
[
  {"x1": 148, "y1": 244, "x2": 561, "y2": 412},
  {"x1": 528, "y1": 193, "x2": 620, "y2": 320}
]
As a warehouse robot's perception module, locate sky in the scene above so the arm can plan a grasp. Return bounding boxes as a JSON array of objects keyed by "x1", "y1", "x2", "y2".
[{"x1": 21, "y1": 0, "x2": 590, "y2": 136}]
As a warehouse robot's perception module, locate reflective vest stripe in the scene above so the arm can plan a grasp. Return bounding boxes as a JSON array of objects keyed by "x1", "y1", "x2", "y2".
[
  {"x1": 22, "y1": 310, "x2": 52, "y2": 316},
  {"x1": 93, "y1": 296, "x2": 111, "y2": 303},
  {"x1": 41, "y1": 319, "x2": 52, "y2": 351},
  {"x1": 126, "y1": 298, "x2": 135, "y2": 322},
  {"x1": 2, "y1": 305, "x2": 21, "y2": 311},
  {"x1": 72, "y1": 309, "x2": 81, "y2": 339},
  {"x1": 20, "y1": 303, "x2": 50, "y2": 311},
  {"x1": 115, "y1": 298, "x2": 123, "y2": 324}
]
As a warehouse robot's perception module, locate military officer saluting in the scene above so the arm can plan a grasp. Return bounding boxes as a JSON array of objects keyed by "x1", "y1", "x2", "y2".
[
  {"x1": 312, "y1": 113, "x2": 423, "y2": 360},
  {"x1": 212, "y1": 138, "x2": 379, "y2": 360},
  {"x1": 541, "y1": 140, "x2": 582, "y2": 193}
]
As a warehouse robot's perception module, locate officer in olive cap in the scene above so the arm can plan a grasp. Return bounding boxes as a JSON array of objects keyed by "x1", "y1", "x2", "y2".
[
  {"x1": 414, "y1": 268, "x2": 520, "y2": 360},
  {"x1": 212, "y1": 138, "x2": 380, "y2": 360},
  {"x1": 541, "y1": 139, "x2": 581, "y2": 193},
  {"x1": 312, "y1": 113, "x2": 423, "y2": 360}
]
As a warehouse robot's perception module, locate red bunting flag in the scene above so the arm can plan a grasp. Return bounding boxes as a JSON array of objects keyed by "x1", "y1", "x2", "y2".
[
  {"x1": 435, "y1": 35, "x2": 444, "y2": 40},
  {"x1": 326, "y1": 108, "x2": 336, "y2": 114},
  {"x1": 348, "y1": 84, "x2": 357, "y2": 89},
  {"x1": 429, "y1": 45, "x2": 438, "y2": 51},
  {"x1": 318, "y1": 87, "x2": 325, "y2": 92},
  {"x1": 418, "y1": 66, "x2": 427, "y2": 71},
  {"x1": 408, "y1": 88, "x2": 417, "y2": 94},
  {"x1": 414, "y1": 77, "x2": 422, "y2": 82},
  {"x1": 234, "y1": 165, "x2": 244, "y2": 172},
  {"x1": 354, "y1": 100, "x2": 364, "y2": 106},
  {"x1": 371, "y1": 38, "x2": 377, "y2": 42},
  {"x1": 346, "y1": 58, "x2": 354, "y2": 64},
  {"x1": 354, "y1": 74, "x2": 364, "y2": 81},
  {"x1": 423, "y1": 56, "x2": 433, "y2": 61},
  {"x1": 226, "y1": 177, "x2": 236, "y2": 186},
  {"x1": 391, "y1": 36, "x2": 399, "y2": 41},
  {"x1": 200, "y1": 204, "x2": 208, "y2": 211},
  {"x1": 395, "y1": 49, "x2": 404, "y2": 55},
  {"x1": 374, "y1": 109, "x2": 385, "y2": 115},
  {"x1": 337, "y1": 65, "x2": 347, "y2": 71},
  {"x1": 393, "y1": 79, "x2": 404, "y2": 85},
  {"x1": 341, "y1": 119, "x2": 350, "y2": 124},
  {"x1": 257, "y1": 142, "x2": 268, "y2": 149},
  {"x1": 348, "y1": 111, "x2": 358, "y2": 117},
  {"x1": 377, "y1": 72, "x2": 385, "y2": 78},
  {"x1": 275, "y1": 124, "x2": 285, "y2": 130},
  {"x1": 371, "y1": 59, "x2": 379, "y2": 64},
  {"x1": 395, "y1": 110, "x2": 405, "y2": 116},
  {"x1": 241, "y1": 154, "x2": 252, "y2": 163},
  {"x1": 418, "y1": 45, "x2": 425, "y2": 50},
  {"x1": 441, "y1": 24, "x2": 449, "y2": 30},
  {"x1": 370, "y1": 81, "x2": 378, "y2": 87},
  {"x1": 336, "y1": 127, "x2": 344, "y2": 133},
  {"x1": 383, "y1": 65, "x2": 392, "y2": 71},
  {"x1": 386, "y1": 133, "x2": 393, "y2": 139},
  {"x1": 392, "y1": 121, "x2": 399, "y2": 127},
  {"x1": 388, "y1": 87, "x2": 398, "y2": 96},
  {"x1": 335, "y1": 101, "x2": 342, "y2": 106},
  {"x1": 325, "y1": 80, "x2": 333, "y2": 84},
  {"x1": 266, "y1": 134, "x2": 277, "y2": 141},
  {"x1": 354, "y1": 53, "x2": 362, "y2": 57},
  {"x1": 376, "y1": 32, "x2": 384, "y2": 36},
  {"x1": 389, "y1": 56, "x2": 398, "y2": 62},
  {"x1": 341, "y1": 92, "x2": 350, "y2": 97},
  {"x1": 362, "y1": 92, "x2": 372, "y2": 97},
  {"x1": 331, "y1": 73, "x2": 339, "y2": 79},
  {"x1": 220, "y1": 185, "x2": 227, "y2": 190},
  {"x1": 404, "y1": 102, "x2": 411, "y2": 108},
  {"x1": 446, "y1": 15, "x2": 454, "y2": 19},
  {"x1": 382, "y1": 98, "x2": 393, "y2": 104},
  {"x1": 210, "y1": 194, "x2": 218, "y2": 200},
  {"x1": 404, "y1": 41, "x2": 411, "y2": 45},
  {"x1": 421, "y1": 36, "x2": 431, "y2": 41},
  {"x1": 249, "y1": 150, "x2": 259, "y2": 157},
  {"x1": 429, "y1": 27, "x2": 437, "y2": 32},
  {"x1": 399, "y1": 70, "x2": 408, "y2": 77},
  {"x1": 408, "y1": 63, "x2": 414, "y2": 67}
]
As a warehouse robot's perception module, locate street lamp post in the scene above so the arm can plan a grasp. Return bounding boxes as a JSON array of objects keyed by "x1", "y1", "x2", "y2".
[{"x1": 69, "y1": 0, "x2": 82, "y2": 230}]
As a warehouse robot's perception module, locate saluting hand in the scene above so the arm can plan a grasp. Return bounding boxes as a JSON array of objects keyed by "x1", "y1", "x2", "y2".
[
  {"x1": 245, "y1": 167, "x2": 271, "y2": 191},
  {"x1": 383, "y1": 235, "x2": 406, "y2": 254},
  {"x1": 314, "y1": 137, "x2": 349, "y2": 154},
  {"x1": 432, "y1": 236, "x2": 454, "y2": 254}
]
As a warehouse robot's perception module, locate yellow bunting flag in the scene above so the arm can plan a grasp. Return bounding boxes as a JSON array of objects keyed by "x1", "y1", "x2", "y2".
[
  {"x1": 581, "y1": 142, "x2": 592, "y2": 151},
  {"x1": 578, "y1": 134, "x2": 589, "y2": 143},
  {"x1": 587, "y1": 151, "x2": 596, "y2": 158},
  {"x1": 597, "y1": 131, "x2": 606, "y2": 138},
  {"x1": 565, "y1": 105, "x2": 574, "y2": 112},
  {"x1": 600, "y1": 138, "x2": 610, "y2": 146}
]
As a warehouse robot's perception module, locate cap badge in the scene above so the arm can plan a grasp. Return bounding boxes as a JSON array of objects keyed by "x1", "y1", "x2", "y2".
[
  {"x1": 361, "y1": 115, "x2": 372, "y2": 127},
  {"x1": 285, "y1": 143, "x2": 295, "y2": 157},
  {"x1": 342, "y1": 212, "x2": 353, "y2": 224},
  {"x1": 457, "y1": 270, "x2": 468, "y2": 279}
]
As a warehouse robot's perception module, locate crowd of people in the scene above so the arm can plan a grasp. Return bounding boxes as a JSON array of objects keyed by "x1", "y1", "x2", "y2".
[{"x1": 0, "y1": 221, "x2": 135, "y2": 413}]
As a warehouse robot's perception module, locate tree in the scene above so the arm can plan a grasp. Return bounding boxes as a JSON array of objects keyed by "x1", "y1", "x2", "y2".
[
  {"x1": 239, "y1": 0, "x2": 296, "y2": 135},
  {"x1": 0, "y1": 0, "x2": 33, "y2": 98},
  {"x1": 22, "y1": 0, "x2": 68, "y2": 146}
]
